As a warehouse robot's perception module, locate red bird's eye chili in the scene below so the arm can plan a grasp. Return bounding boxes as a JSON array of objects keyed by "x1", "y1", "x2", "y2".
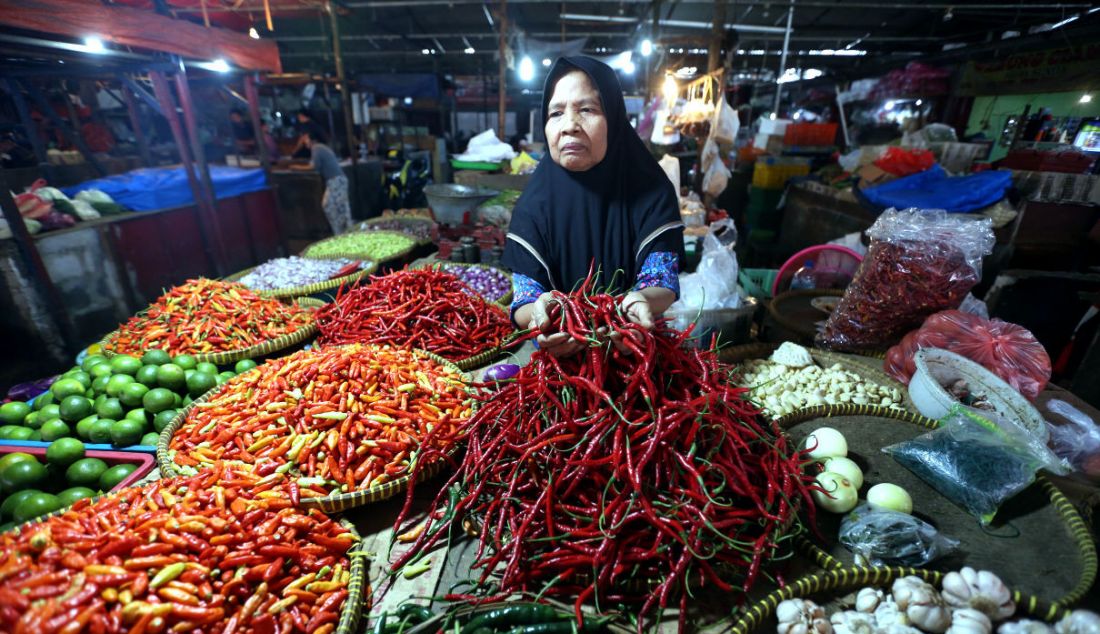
[
  {"x1": 168, "y1": 343, "x2": 472, "y2": 496},
  {"x1": 314, "y1": 268, "x2": 513, "y2": 363},
  {"x1": 388, "y1": 267, "x2": 816, "y2": 631},
  {"x1": 105, "y1": 278, "x2": 315, "y2": 356},
  {"x1": 0, "y1": 464, "x2": 355, "y2": 633}
]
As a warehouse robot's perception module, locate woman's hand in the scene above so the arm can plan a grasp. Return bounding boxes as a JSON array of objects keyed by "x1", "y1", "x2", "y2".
[
  {"x1": 620, "y1": 291, "x2": 655, "y2": 328},
  {"x1": 527, "y1": 292, "x2": 585, "y2": 358}
]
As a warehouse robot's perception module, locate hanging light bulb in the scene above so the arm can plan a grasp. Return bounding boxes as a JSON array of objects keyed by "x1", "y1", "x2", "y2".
[
  {"x1": 518, "y1": 56, "x2": 535, "y2": 82},
  {"x1": 249, "y1": 27, "x2": 260, "y2": 39},
  {"x1": 641, "y1": 39, "x2": 653, "y2": 57},
  {"x1": 662, "y1": 74, "x2": 678, "y2": 106}
]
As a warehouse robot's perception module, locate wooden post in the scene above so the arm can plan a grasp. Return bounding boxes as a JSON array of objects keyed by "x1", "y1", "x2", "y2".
[
  {"x1": 121, "y1": 81, "x2": 154, "y2": 167},
  {"x1": 328, "y1": 1, "x2": 357, "y2": 164},
  {"x1": 245, "y1": 73, "x2": 289, "y2": 256},
  {"x1": 497, "y1": 0, "x2": 508, "y2": 141},
  {"x1": 707, "y1": 0, "x2": 726, "y2": 74}
]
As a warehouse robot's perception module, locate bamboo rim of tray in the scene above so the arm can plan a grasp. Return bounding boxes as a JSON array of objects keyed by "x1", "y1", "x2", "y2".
[
  {"x1": 99, "y1": 298, "x2": 323, "y2": 365},
  {"x1": 727, "y1": 404, "x2": 1098, "y2": 634},
  {"x1": 410, "y1": 260, "x2": 514, "y2": 307},
  {"x1": 449, "y1": 303, "x2": 516, "y2": 370},
  {"x1": 223, "y1": 260, "x2": 377, "y2": 299},
  {"x1": 158, "y1": 346, "x2": 472, "y2": 512},
  {"x1": 301, "y1": 230, "x2": 418, "y2": 263},
  {"x1": 355, "y1": 215, "x2": 436, "y2": 247},
  {"x1": 717, "y1": 343, "x2": 916, "y2": 412}
]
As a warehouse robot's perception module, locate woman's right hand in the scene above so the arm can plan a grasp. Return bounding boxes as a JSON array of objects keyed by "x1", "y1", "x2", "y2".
[{"x1": 528, "y1": 292, "x2": 585, "y2": 358}]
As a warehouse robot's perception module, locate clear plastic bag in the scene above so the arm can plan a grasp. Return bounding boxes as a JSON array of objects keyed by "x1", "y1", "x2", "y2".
[
  {"x1": 668, "y1": 218, "x2": 740, "y2": 312},
  {"x1": 883, "y1": 405, "x2": 1068, "y2": 525},
  {"x1": 1047, "y1": 399, "x2": 1100, "y2": 474},
  {"x1": 817, "y1": 209, "x2": 994, "y2": 352},
  {"x1": 711, "y1": 98, "x2": 740, "y2": 147},
  {"x1": 884, "y1": 310, "x2": 1051, "y2": 400},
  {"x1": 839, "y1": 503, "x2": 960, "y2": 567}
]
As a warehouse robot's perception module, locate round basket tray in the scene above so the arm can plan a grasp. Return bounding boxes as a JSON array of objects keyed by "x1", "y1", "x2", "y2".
[
  {"x1": 157, "y1": 347, "x2": 471, "y2": 513},
  {"x1": 410, "y1": 260, "x2": 514, "y2": 307},
  {"x1": 764, "y1": 289, "x2": 844, "y2": 346},
  {"x1": 448, "y1": 303, "x2": 516, "y2": 370},
  {"x1": 302, "y1": 230, "x2": 418, "y2": 264},
  {"x1": 355, "y1": 215, "x2": 436, "y2": 247},
  {"x1": 718, "y1": 342, "x2": 916, "y2": 412},
  {"x1": 727, "y1": 403, "x2": 1097, "y2": 634},
  {"x1": 98, "y1": 297, "x2": 324, "y2": 366},
  {"x1": 223, "y1": 260, "x2": 377, "y2": 299}
]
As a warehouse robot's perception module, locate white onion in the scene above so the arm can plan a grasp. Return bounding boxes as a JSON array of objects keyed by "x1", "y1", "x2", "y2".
[
  {"x1": 823, "y1": 456, "x2": 864, "y2": 490},
  {"x1": 866, "y1": 483, "x2": 913, "y2": 514},
  {"x1": 803, "y1": 426, "x2": 848, "y2": 460},
  {"x1": 812, "y1": 471, "x2": 859, "y2": 513}
]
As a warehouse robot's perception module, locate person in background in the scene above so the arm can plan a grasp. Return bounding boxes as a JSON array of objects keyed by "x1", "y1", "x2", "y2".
[
  {"x1": 291, "y1": 131, "x2": 351, "y2": 235},
  {"x1": 0, "y1": 133, "x2": 36, "y2": 168},
  {"x1": 228, "y1": 108, "x2": 256, "y2": 154},
  {"x1": 261, "y1": 121, "x2": 279, "y2": 161},
  {"x1": 292, "y1": 110, "x2": 328, "y2": 159}
]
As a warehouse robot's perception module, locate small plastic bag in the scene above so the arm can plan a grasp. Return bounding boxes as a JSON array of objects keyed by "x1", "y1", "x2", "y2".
[
  {"x1": 817, "y1": 208, "x2": 994, "y2": 352},
  {"x1": 883, "y1": 405, "x2": 1069, "y2": 525},
  {"x1": 1046, "y1": 399, "x2": 1100, "y2": 473},
  {"x1": 711, "y1": 98, "x2": 740, "y2": 147},
  {"x1": 668, "y1": 218, "x2": 740, "y2": 313},
  {"x1": 839, "y1": 503, "x2": 960, "y2": 567}
]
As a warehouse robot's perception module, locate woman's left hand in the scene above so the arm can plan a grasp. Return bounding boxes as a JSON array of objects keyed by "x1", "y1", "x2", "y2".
[{"x1": 620, "y1": 291, "x2": 655, "y2": 329}]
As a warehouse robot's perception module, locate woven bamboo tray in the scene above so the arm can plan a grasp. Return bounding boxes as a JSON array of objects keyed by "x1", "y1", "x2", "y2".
[
  {"x1": 223, "y1": 260, "x2": 377, "y2": 299},
  {"x1": 727, "y1": 404, "x2": 1098, "y2": 633},
  {"x1": 301, "y1": 230, "x2": 418, "y2": 264},
  {"x1": 99, "y1": 297, "x2": 323, "y2": 366},
  {"x1": 355, "y1": 215, "x2": 436, "y2": 247},
  {"x1": 158, "y1": 347, "x2": 471, "y2": 513},
  {"x1": 410, "y1": 260, "x2": 514, "y2": 307},
  {"x1": 718, "y1": 342, "x2": 916, "y2": 412},
  {"x1": 448, "y1": 303, "x2": 516, "y2": 370}
]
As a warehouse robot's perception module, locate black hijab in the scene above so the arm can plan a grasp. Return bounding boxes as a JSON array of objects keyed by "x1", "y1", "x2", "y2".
[{"x1": 502, "y1": 56, "x2": 684, "y2": 295}]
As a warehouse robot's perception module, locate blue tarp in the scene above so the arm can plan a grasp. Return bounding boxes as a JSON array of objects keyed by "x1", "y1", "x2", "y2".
[
  {"x1": 62, "y1": 166, "x2": 268, "y2": 212},
  {"x1": 859, "y1": 165, "x2": 1013, "y2": 214}
]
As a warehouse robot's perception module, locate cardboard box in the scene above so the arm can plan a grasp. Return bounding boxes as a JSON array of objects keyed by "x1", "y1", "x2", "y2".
[
  {"x1": 752, "y1": 132, "x2": 785, "y2": 155},
  {"x1": 857, "y1": 164, "x2": 896, "y2": 189}
]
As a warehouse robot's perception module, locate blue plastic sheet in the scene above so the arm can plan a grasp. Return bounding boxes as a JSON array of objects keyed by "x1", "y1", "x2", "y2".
[
  {"x1": 62, "y1": 166, "x2": 268, "y2": 212},
  {"x1": 859, "y1": 165, "x2": 1012, "y2": 214}
]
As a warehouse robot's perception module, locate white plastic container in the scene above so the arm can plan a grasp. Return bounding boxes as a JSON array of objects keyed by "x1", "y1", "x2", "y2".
[{"x1": 908, "y1": 348, "x2": 1047, "y2": 442}]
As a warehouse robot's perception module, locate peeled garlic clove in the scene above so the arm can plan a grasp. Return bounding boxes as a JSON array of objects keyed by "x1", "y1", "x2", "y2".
[
  {"x1": 1055, "y1": 611, "x2": 1100, "y2": 634},
  {"x1": 855, "y1": 587, "x2": 884, "y2": 613},
  {"x1": 999, "y1": 621, "x2": 1054, "y2": 634}
]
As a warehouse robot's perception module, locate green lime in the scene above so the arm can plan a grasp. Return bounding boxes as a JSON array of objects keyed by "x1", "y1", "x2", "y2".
[
  {"x1": 217, "y1": 371, "x2": 235, "y2": 384},
  {"x1": 234, "y1": 359, "x2": 258, "y2": 374},
  {"x1": 195, "y1": 362, "x2": 219, "y2": 376},
  {"x1": 0, "y1": 402, "x2": 31, "y2": 425},
  {"x1": 91, "y1": 375, "x2": 110, "y2": 394},
  {"x1": 105, "y1": 374, "x2": 135, "y2": 397},
  {"x1": 140, "y1": 432, "x2": 159, "y2": 446},
  {"x1": 156, "y1": 364, "x2": 186, "y2": 392},
  {"x1": 13, "y1": 492, "x2": 61, "y2": 523},
  {"x1": 84, "y1": 389, "x2": 95, "y2": 399},
  {"x1": 0, "y1": 453, "x2": 35, "y2": 472},
  {"x1": 186, "y1": 371, "x2": 217, "y2": 398},
  {"x1": 33, "y1": 392, "x2": 54, "y2": 410},
  {"x1": 109, "y1": 419, "x2": 145, "y2": 447},
  {"x1": 108, "y1": 355, "x2": 142, "y2": 376},
  {"x1": 119, "y1": 383, "x2": 149, "y2": 409},
  {"x1": 26, "y1": 431, "x2": 41, "y2": 442},
  {"x1": 95, "y1": 397, "x2": 124, "y2": 420},
  {"x1": 89, "y1": 363, "x2": 114, "y2": 381},
  {"x1": 65, "y1": 458, "x2": 108, "y2": 488},
  {"x1": 39, "y1": 419, "x2": 70, "y2": 442},
  {"x1": 141, "y1": 349, "x2": 172, "y2": 366},
  {"x1": 1, "y1": 489, "x2": 40, "y2": 520},
  {"x1": 125, "y1": 409, "x2": 148, "y2": 424},
  {"x1": 99, "y1": 464, "x2": 137, "y2": 491},
  {"x1": 173, "y1": 354, "x2": 197, "y2": 371},
  {"x1": 57, "y1": 487, "x2": 96, "y2": 507},
  {"x1": 46, "y1": 438, "x2": 85, "y2": 467},
  {"x1": 88, "y1": 419, "x2": 114, "y2": 444},
  {"x1": 0, "y1": 458, "x2": 47, "y2": 493},
  {"x1": 0, "y1": 426, "x2": 31, "y2": 441},
  {"x1": 68, "y1": 371, "x2": 92, "y2": 390},
  {"x1": 184, "y1": 369, "x2": 195, "y2": 382},
  {"x1": 153, "y1": 409, "x2": 178, "y2": 433},
  {"x1": 75, "y1": 415, "x2": 99, "y2": 440},
  {"x1": 142, "y1": 388, "x2": 176, "y2": 414},
  {"x1": 23, "y1": 411, "x2": 42, "y2": 430},
  {"x1": 81, "y1": 354, "x2": 107, "y2": 372},
  {"x1": 50, "y1": 378, "x2": 85, "y2": 400},
  {"x1": 135, "y1": 365, "x2": 160, "y2": 387},
  {"x1": 181, "y1": 395, "x2": 193, "y2": 408},
  {"x1": 58, "y1": 396, "x2": 92, "y2": 422},
  {"x1": 38, "y1": 404, "x2": 60, "y2": 421}
]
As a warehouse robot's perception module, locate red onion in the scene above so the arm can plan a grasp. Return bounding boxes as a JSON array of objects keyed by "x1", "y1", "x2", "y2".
[{"x1": 442, "y1": 264, "x2": 510, "y2": 303}]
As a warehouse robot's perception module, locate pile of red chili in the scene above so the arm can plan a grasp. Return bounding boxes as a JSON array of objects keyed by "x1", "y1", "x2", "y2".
[
  {"x1": 0, "y1": 463, "x2": 355, "y2": 634},
  {"x1": 315, "y1": 268, "x2": 513, "y2": 362},
  {"x1": 106, "y1": 278, "x2": 315, "y2": 356},
  {"x1": 168, "y1": 344, "x2": 471, "y2": 496},
  {"x1": 392, "y1": 280, "x2": 814, "y2": 629}
]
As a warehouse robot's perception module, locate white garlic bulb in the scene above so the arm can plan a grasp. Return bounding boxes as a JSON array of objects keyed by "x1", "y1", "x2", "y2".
[
  {"x1": 998, "y1": 620, "x2": 1055, "y2": 634},
  {"x1": 942, "y1": 567, "x2": 1016, "y2": 621},
  {"x1": 892, "y1": 577, "x2": 952, "y2": 634},
  {"x1": 832, "y1": 611, "x2": 880, "y2": 634},
  {"x1": 1055, "y1": 611, "x2": 1100, "y2": 634},
  {"x1": 856, "y1": 587, "x2": 886, "y2": 613},
  {"x1": 777, "y1": 599, "x2": 834, "y2": 634},
  {"x1": 947, "y1": 609, "x2": 993, "y2": 634}
]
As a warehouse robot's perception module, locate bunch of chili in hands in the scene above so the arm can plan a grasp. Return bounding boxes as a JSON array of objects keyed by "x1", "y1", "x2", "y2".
[
  {"x1": 391, "y1": 276, "x2": 815, "y2": 631},
  {"x1": 106, "y1": 278, "x2": 315, "y2": 357},
  {"x1": 315, "y1": 269, "x2": 513, "y2": 363},
  {"x1": 169, "y1": 344, "x2": 472, "y2": 496},
  {"x1": 0, "y1": 463, "x2": 355, "y2": 634}
]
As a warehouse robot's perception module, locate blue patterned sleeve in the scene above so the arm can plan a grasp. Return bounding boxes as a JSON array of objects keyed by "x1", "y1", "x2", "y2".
[
  {"x1": 510, "y1": 272, "x2": 546, "y2": 323},
  {"x1": 634, "y1": 251, "x2": 680, "y2": 298}
]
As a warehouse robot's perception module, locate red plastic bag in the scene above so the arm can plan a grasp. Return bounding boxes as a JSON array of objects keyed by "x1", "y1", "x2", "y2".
[
  {"x1": 884, "y1": 310, "x2": 1051, "y2": 400},
  {"x1": 874, "y1": 146, "x2": 935, "y2": 177}
]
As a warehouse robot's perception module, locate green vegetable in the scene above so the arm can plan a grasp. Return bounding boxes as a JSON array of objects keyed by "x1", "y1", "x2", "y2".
[
  {"x1": 150, "y1": 562, "x2": 186, "y2": 588},
  {"x1": 462, "y1": 605, "x2": 563, "y2": 633},
  {"x1": 303, "y1": 231, "x2": 416, "y2": 261}
]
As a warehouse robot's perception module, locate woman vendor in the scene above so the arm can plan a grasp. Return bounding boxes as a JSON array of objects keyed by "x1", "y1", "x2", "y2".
[{"x1": 503, "y1": 57, "x2": 685, "y2": 357}]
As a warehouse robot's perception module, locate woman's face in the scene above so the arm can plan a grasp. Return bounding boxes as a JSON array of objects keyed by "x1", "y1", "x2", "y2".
[{"x1": 545, "y1": 70, "x2": 608, "y2": 172}]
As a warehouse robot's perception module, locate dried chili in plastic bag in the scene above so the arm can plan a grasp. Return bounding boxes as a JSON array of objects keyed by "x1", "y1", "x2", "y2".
[{"x1": 816, "y1": 208, "x2": 994, "y2": 352}]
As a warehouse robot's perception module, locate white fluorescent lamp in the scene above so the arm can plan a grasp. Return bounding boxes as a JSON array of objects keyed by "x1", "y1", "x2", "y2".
[
  {"x1": 249, "y1": 27, "x2": 260, "y2": 39},
  {"x1": 608, "y1": 51, "x2": 633, "y2": 72},
  {"x1": 641, "y1": 39, "x2": 653, "y2": 57},
  {"x1": 560, "y1": 13, "x2": 786, "y2": 34},
  {"x1": 421, "y1": 48, "x2": 431, "y2": 55},
  {"x1": 1082, "y1": 94, "x2": 1094, "y2": 104},
  {"x1": 542, "y1": 58, "x2": 552, "y2": 67},
  {"x1": 916, "y1": 98, "x2": 923, "y2": 106},
  {"x1": 195, "y1": 58, "x2": 231, "y2": 73},
  {"x1": 803, "y1": 68, "x2": 824, "y2": 80},
  {"x1": 518, "y1": 56, "x2": 535, "y2": 82},
  {"x1": 83, "y1": 36, "x2": 106, "y2": 53},
  {"x1": 465, "y1": 47, "x2": 476, "y2": 54}
]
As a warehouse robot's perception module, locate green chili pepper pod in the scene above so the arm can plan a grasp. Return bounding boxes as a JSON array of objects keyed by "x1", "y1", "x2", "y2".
[
  {"x1": 372, "y1": 613, "x2": 389, "y2": 634},
  {"x1": 461, "y1": 604, "x2": 563, "y2": 633},
  {"x1": 396, "y1": 604, "x2": 433, "y2": 624},
  {"x1": 502, "y1": 623, "x2": 580, "y2": 634}
]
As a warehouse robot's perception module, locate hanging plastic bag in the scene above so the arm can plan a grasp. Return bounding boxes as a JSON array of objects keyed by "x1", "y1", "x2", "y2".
[
  {"x1": 817, "y1": 208, "x2": 994, "y2": 352},
  {"x1": 671, "y1": 75, "x2": 717, "y2": 138},
  {"x1": 883, "y1": 405, "x2": 1069, "y2": 526},
  {"x1": 884, "y1": 310, "x2": 1051, "y2": 400},
  {"x1": 701, "y1": 139, "x2": 731, "y2": 198},
  {"x1": 658, "y1": 154, "x2": 681, "y2": 204},
  {"x1": 1046, "y1": 399, "x2": 1100, "y2": 475},
  {"x1": 839, "y1": 503, "x2": 960, "y2": 567},
  {"x1": 668, "y1": 218, "x2": 740, "y2": 313},
  {"x1": 711, "y1": 97, "x2": 740, "y2": 147}
]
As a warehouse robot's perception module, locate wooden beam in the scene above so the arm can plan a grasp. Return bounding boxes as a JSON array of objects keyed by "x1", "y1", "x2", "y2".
[
  {"x1": 497, "y1": 0, "x2": 508, "y2": 141},
  {"x1": 328, "y1": 1, "x2": 358, "y2": 164},
  {"x1": 0, "y1": 0, "x2": 281, "y2": 72},
  {"x1": 121, "y1": 80, "x2": 154, "y2": 167}
]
